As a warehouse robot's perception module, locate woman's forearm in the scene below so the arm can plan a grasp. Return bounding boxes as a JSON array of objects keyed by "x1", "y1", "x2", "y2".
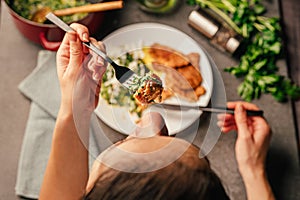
[
  {"x1": 39, "y1": 107, "x2": 90, "y2": 200},
  {"x1": 241, "y1": 168, "x2": 275, "y2": 200}
]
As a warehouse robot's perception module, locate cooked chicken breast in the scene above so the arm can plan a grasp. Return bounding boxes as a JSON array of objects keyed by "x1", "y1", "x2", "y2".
[
  {"x1": 145, "y1": 43, "x2": 190, "y2": 68},
  {"x1": 143, "y1": 43, "x2": 206, "y2": 102}
]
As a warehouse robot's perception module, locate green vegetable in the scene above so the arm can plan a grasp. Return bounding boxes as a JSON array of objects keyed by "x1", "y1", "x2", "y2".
[
  {"x1": 101, "y1": 51, "x2": 150, "y2": 117},
  {"x1": 187, "y1": 0, "x2": 300, "y2": 102},
  {"x1": 128, "y1": 72, "x2": 162, "y2": 92},
  {"x1": 10, "y1": 0, "x2": 89, "y2": 23}
]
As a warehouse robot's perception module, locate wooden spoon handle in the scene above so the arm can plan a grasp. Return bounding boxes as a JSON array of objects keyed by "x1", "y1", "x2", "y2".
[{"x1": 53, "y1": 1, "x2": 123, "y2": 16}]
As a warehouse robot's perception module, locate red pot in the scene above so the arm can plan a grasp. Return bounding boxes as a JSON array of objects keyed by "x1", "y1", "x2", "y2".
[{"x1": 5, "y1": 0, "x2": 105, "y2": 51}]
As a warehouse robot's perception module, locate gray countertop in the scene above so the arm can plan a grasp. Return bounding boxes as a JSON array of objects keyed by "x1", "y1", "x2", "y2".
[{"x1": 0, "y1": 1, "x2": 299, "y2": 199}]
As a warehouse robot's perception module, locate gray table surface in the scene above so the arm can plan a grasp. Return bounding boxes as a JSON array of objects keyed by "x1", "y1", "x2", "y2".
[{"x1": 0, "y1": 1, "x2": 299, "y2": 200}]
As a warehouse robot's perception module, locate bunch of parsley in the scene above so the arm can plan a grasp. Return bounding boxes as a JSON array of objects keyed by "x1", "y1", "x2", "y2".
[{"x1": 187, "y1": 0, "x2": 300, "y2": 102}]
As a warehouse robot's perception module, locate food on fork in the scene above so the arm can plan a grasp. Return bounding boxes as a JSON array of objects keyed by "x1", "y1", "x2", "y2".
[
  {"x1": 100, "y1": 50, "x2": 163, "y2": 117},
  {"x1": 132, "y1": 73, "x2": 163, "y2": 104}
]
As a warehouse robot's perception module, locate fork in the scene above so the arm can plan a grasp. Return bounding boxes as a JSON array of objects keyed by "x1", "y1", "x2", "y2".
[{"x1": 46, "y1": 12, "x2": 140, "y2": 91}]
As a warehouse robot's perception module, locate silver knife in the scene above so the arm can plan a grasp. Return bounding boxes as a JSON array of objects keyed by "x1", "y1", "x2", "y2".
[{"x1": 153, "y1": 103, "x2": 264, "y2": 116}]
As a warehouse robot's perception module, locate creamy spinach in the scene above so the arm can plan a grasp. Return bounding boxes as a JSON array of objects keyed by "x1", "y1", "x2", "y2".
[{"x1": 10, "y1": 0, "x2": 89, "y2": 23}]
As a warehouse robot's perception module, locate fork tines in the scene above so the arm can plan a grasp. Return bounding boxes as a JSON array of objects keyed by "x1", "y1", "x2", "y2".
[{"x1": 121, "y1": 73, "x2": 141, "y2": 92}]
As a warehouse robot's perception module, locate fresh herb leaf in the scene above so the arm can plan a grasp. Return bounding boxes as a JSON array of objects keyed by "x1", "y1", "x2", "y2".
[{"x1": 187, "y1": 0, "x2": 300, "y2": 102}]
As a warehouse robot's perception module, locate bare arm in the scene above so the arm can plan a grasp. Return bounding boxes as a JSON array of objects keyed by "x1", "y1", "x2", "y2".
[
  {"x1": 218, "y1": 101, "x2": 275, "y2": 200},
  {"x1": 39, "y1": 23, "x2": 106, "y2": 200},
  {"x1": 39, "y1": 108, "x2": 89, "y2": 199}
]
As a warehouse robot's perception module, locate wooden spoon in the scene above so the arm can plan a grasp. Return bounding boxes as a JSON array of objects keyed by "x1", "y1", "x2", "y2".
[{"x1": 31, "y1": 1, "x2": 123, "y2": 23}]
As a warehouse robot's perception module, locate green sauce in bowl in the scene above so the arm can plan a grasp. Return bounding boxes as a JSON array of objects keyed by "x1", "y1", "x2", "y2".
[{"x1": 10, "y1": 0, "x2": 89, "y2": 23}]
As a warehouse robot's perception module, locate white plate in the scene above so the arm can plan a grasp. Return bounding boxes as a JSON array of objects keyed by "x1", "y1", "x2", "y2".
[{"x1": 94, "y1": 23, "x2": 213, "y2": 135}]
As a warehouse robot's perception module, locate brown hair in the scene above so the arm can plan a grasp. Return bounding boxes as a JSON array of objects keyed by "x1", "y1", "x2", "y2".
[{"x1": 84, "y1": 144, "x2": 229, "y2": 200}]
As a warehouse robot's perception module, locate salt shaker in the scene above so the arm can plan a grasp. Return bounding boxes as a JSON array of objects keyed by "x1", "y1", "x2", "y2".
[{"x1": 188, "y1": 8, "x2": 244, "y2": 55}]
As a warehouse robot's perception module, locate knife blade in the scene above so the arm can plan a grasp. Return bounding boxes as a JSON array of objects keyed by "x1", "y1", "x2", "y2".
[{"x1": 153, "y1": 103, "x2": 264, "y2": 116}]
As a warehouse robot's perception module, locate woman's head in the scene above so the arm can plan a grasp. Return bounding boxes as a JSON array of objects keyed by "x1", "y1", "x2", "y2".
[{"x1": 85, "y1": 135, "x2": 229, "y2": 200}]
